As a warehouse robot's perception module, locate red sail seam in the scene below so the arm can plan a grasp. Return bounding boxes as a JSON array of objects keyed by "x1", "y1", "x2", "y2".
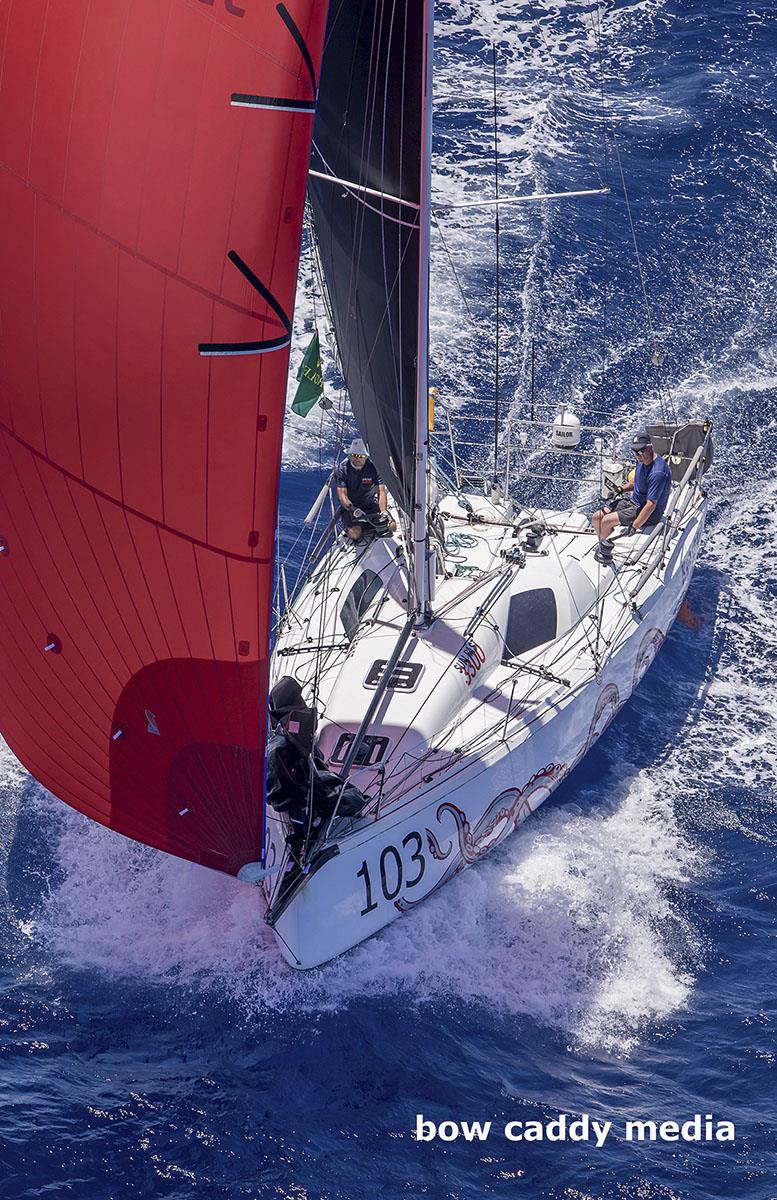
[
  {"x1": 0, "y1": 161, "x2": 285, "y2": 328},
  {"x1": 247, "y1": 103, "x2": 297, "y2": 549},
  {"x1": 0, "y1": 629, "x2": 116, "y2": 781},
  {"x1": 5, "y1": 449, "x2": 259, "y2": 815},
  {"x1": 0, "y1": 551, "x2": 192, "y2": 810},
  {"x1": 174, "y1": 14, "x2": 218, "y2": 286},
  {"x1": 190, "y1": 545, "x2": 246, "y2": 816},
  {"x1": 0, "y1": 576, "x2": 121, "y2": 764},
  {"x1": 191, "y1": 3, "x2": 316, "y2": 89},
  {"x1": 0, "y1": 594, "x2": 255, "y2": 838},
  {"x1": 26, "y1": 453, "x2": 138, "y2": 684},
  {"x1": 0, "y1": 422, "x2": 271, "y2": 565},
  {"x1": 222, "y1": 553, "x2": 259, "y2": 817},
  {"x1": 115, "y1": 505, "x2": 243, "y2": 811},
  {"x1": 153, "y1": 527, "x2": 248, "y2": 812},
  {"x1": 31, "y1": 193, "x2": 48, "y2": 460},
  {"x1": 91, "y1": 480, "x2": 253, "y2": 816},
  {"x1": 0, "y1": 477, "x2": 122, "y2": 713}
]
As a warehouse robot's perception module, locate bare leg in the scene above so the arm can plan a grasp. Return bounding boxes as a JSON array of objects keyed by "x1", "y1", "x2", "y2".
[
  {"x1": 593, "y1": 508, "x2": 619, "y2": 539},
  {"x1": 346, "y1": 525, "x2": 363, "y2": 541},
  {"x1": 597, "y1": 512, "x2": 620, "y2": 540}
]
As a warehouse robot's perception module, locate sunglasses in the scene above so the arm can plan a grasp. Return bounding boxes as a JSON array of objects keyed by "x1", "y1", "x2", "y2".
[{"x1": 633, "y1": 447, "x2": 650, "y2": 456}]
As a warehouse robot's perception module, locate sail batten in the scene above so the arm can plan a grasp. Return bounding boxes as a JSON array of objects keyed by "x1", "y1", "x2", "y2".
[{"x1": 0, "y1": 0, "x2": 328, "y2": 875}]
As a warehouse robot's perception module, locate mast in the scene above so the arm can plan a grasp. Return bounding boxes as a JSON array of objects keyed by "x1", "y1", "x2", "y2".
[{"x1": 412, "y1": 0, "x2": 434, "y2": 620}]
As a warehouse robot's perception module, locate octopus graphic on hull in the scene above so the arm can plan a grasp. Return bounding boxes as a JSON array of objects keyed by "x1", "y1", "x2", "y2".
[
  {"x1": 632, "y1": 627, "x2": 666, "y2": 690},
  {"x1": 583, "y1": 682, "x2": 621, "y2": 755},
  {"x1": 395, "y1": 762, "x2": 568, "y2": 911}
]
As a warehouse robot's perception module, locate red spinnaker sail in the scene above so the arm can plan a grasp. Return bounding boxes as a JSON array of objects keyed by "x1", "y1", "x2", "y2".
[{"x1": 0, "y1": 0, "x2": 326, "y2": 875}]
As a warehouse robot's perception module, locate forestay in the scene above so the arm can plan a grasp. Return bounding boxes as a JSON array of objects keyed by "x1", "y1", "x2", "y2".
[{"x1": 0, "y1": 0, "x2": 326, "y2": 874}]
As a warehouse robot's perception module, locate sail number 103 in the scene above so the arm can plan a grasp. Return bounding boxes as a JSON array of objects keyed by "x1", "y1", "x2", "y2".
[{"x1": 357, "y1": 831, "x2": 426, "y2": 915}]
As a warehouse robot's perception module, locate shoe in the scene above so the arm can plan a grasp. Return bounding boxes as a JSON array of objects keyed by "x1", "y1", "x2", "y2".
[{"x1": 594, "y1": 538, "x2": 615, "y2": 565}]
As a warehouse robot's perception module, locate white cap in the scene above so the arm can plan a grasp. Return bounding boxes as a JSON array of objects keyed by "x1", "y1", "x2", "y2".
[{"x1": 347, "y1": 437, "x2": 368, "y2": 457}]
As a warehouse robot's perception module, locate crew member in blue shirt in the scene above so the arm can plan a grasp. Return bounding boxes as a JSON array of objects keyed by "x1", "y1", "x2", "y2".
[
  {"x1": 336, "y1": 438, "x2": 397, "y2": 541},
  {"x1": 593, "y1": 430, "x2": 672, "y2": 548}
]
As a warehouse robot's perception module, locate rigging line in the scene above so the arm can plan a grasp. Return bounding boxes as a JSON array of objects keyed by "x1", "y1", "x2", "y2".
[
  {"x1": 591, "y1": 0, "x2": 610, "y2": 179},
  {"x1": 305, "y1": 208, "x2": 352, "y2": 461},
  {"x1": 612, "y1": 138, "x2": 676, "y2": 424},
  {"x1": 533, "y1": 531, "x2": 601, "y2": 663},
  {"x1": 382, "y1": 645, "x2": 551, "y2": 772},
  {"x1": 443, "y1": 628, "x2": 601, "y2": 758},
  {"x1": 589, "y1": 0, "x2": 612, "y2": 388},
  {"x1": 373, "y1": 566, "x2": 518, "y2": 773},
  {"x1": 431, "y1": 210, "x2": 476, "y2": 326},
  {"x1": 526, "y1": 1, "x2": 607, "y2": 191}
]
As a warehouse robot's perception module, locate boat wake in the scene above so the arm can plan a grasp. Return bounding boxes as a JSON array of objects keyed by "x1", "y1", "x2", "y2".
[{"x1": 10, "y1": 759, "x2": 695, "y2": 1054}]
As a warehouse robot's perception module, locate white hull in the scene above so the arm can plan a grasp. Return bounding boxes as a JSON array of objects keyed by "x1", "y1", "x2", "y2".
[{"x1": 265, "y1": 484, "x2": 706, "y2": 968}]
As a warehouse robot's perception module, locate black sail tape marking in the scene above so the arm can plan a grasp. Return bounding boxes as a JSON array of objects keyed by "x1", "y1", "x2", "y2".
[
  {"x1": 230, "y1": 93, "x2": 316, "y2": 113},
  {"x1": 199, "y1": 335, "x2": 291, "y2": 357},
  {"x1": 198, "y1": 251, "x2": 292, "y2": 357},
  {"x1": 227, "y1": 251, "x2": 291, "y2": 333},
  {"x1": 229, "y1": 6, "x2": 317, "y2": 115},
  {"x1": 275, "y1": 3, "x2": 317, "y2": 94}
]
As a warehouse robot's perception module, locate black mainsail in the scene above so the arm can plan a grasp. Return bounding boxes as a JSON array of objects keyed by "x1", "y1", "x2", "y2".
[{"x1": 308, "y1": 0, "x2": 425, "y2": 515}]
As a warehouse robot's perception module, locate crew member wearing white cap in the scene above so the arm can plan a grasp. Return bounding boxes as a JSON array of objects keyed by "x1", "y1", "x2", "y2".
[{"x1": 335, "y1": 438, "x2": 396, "y2": 541}]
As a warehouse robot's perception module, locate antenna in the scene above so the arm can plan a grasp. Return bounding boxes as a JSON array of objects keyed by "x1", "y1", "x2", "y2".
[{"x1": 491, "y1": 43, "x2": 501, "y2": 497}]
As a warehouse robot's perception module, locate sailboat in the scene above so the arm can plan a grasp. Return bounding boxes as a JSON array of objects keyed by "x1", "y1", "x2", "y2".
[{"x1": 0, "y1": 0, "x2": 711, "y2": 969}]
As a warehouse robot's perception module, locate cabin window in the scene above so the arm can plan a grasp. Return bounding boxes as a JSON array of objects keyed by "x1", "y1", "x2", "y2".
[
  {"x1": 502, "y1": 588, "x2": 558, "y2": 661},
  {"x1": 340, "y1": 570, "x2": 383, "y2": 641}
]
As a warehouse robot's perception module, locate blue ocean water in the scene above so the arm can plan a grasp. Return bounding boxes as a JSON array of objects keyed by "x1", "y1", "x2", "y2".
[{"x1": 2, "y1": 2, "x2": 777, "y2": 1197}]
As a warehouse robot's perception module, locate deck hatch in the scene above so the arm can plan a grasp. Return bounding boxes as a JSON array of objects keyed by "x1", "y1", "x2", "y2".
[
  {"x1": 330, "y1": 732, "x2": 390, "y2": 766},
  {"x1": 502, "y1": 588, "x2": 558, "y2": 661},
  {"x1": 364, "y1": 660, "x2": 423, "y2": 691}
]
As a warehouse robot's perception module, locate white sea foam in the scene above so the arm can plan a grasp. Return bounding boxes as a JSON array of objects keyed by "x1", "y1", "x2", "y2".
[{"x1": 24, "y1": 755, "x2": 700, "y2": 1054}]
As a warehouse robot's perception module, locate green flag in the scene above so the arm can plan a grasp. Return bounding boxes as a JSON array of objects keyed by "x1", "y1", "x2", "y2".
[{"x1": 292, "y1": 332, "x2": 324, "y2": 416}]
